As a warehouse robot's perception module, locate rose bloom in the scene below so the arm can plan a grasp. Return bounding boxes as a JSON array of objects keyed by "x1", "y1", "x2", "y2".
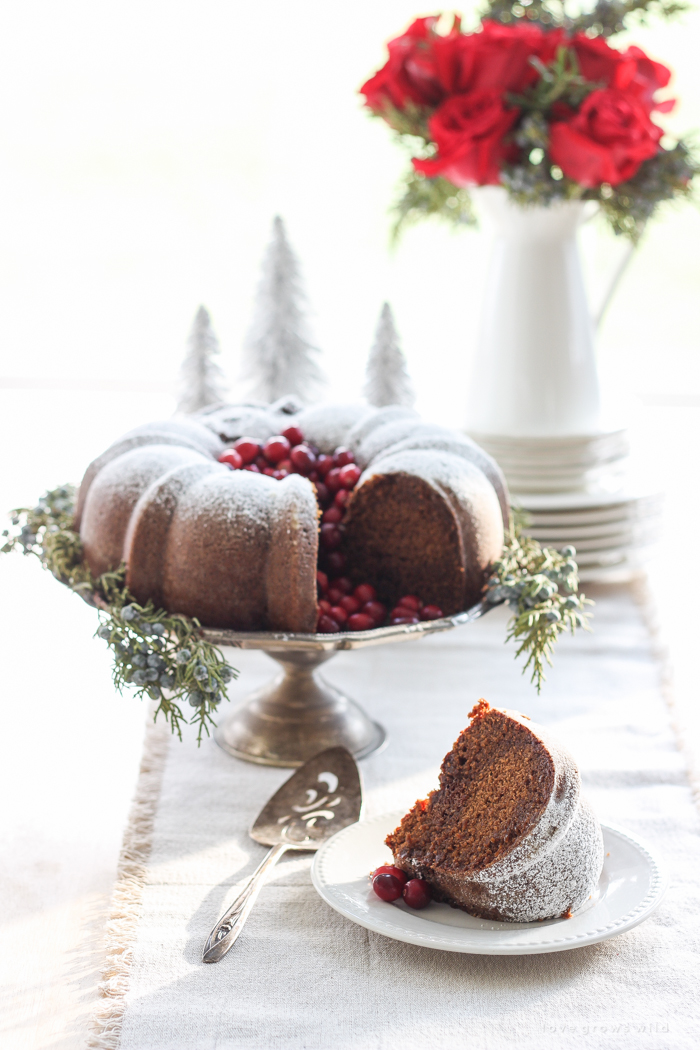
[
  {"x1": 571, "y1": 34, "x2": 673, "y2": 113},
  {"x1": 549, "y1": 87, "x2": 662, "y2": 187},
  {"x1": 413, "y1": 89, "x2": 519, "y2": 186},
  {"x1": 467, "y1": 19, "x2": 566, "y2": 93},
  {"x1": 359, "y1": 16, "x2": 457, "y2": 112}
]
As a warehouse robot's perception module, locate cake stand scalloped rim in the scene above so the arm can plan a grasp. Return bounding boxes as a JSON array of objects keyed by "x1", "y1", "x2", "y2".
[
  {"x1": 311, "y1": 811, "x2": 668, "y2": 955},
  {"x1": 199, "y1": 601, "x2": 487, "y2": 651}
]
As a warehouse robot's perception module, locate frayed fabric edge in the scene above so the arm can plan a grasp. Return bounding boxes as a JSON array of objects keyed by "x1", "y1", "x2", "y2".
[{"x1": 86, "y1": 714, "x2": 170, "y2": 1049}]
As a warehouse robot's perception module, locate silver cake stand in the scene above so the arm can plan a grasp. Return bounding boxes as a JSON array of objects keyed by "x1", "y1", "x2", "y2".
[{"x1": 201, "y1": 604, "x2": 486, "y2": 768}]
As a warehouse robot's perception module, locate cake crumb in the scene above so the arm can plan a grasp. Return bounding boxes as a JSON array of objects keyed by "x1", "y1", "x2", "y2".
[{"x1": 468, "y1": 698, "x2": 490, "y2": 720}]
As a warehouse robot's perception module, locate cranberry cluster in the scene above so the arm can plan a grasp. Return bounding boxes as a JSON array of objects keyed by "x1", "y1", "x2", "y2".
[
  {"x1": 217, "y1": 426, "x2": 444, "y2": 634},
  {"x1": 217, "y1": 425, "x2": 360, "y2": 501},
  {"x1": 371, "y1": 865, "x2": 431, "y2": 909}
]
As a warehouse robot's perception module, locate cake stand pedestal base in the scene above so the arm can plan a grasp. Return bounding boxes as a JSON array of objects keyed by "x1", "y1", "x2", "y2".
[{"x1": 214, "y1": 649, "x2": 386, "y2": 767}]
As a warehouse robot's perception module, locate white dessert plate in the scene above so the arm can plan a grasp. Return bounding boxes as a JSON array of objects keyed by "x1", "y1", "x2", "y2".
[{"x1": 311, "y1": 811, "x2": 667, "y2": 955}]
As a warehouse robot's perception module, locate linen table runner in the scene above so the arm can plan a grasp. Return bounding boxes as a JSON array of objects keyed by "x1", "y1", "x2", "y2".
[{"x1": 89, "y1": 587, "x2": 700, "y2": 1050}]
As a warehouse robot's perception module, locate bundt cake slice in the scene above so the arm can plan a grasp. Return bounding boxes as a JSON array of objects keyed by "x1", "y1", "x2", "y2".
[{"x1": 386, "y1": 701, "x2": 603, "y2": 922}]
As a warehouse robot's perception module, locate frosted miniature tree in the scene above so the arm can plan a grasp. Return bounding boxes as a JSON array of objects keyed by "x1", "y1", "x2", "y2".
[
  {"x1": 363, "y1": 302, "x2": 415, "y2": 408},
  {"x1": 176, "y1": 305, "x2": 228, "y2": 414},
  {"x1": 242, "y1": 216, "x2": 325, "y2": 404}
]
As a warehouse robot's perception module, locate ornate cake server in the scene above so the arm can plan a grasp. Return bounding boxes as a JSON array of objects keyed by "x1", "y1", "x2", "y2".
[{"x1": 202, "y1": 746, "x2": 362, "y2": 963}]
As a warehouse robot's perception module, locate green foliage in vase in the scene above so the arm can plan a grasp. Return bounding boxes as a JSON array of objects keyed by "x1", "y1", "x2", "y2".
[
  {"x1": 391, "y1": 169, "x2": 477, "y2": 241},
  {"x1": 483, "y1": 0, "x2": 690, "y2": 36},
  {"x1": 483, "y1": 508, "x2": 593, "y2": 691},
  {"x1": 2, "y1": 486, "x2": 238, "y2": 743}
]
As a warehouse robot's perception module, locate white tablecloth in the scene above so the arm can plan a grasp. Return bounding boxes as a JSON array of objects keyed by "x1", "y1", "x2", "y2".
[{"x1": 90, "y1": 588, "x2": 699, "y2": 1050}]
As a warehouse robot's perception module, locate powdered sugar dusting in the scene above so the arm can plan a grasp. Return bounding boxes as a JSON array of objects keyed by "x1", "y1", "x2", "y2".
[
  {"x1": 294, "y1": 403, "x2": 370, "y2": 454},
  {"x1": 396, "y1": 708, "x2": 605, "y2": 922}
]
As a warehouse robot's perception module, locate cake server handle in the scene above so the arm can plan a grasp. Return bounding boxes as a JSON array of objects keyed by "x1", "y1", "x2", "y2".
[{"x1": 202, "y1": 842, "x2": 288, "y2": 963}]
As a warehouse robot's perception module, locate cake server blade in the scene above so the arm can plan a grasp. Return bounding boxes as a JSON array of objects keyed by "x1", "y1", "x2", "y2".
[{"x1": 202, "y1": 746, "x2": 362, "y2": 963}]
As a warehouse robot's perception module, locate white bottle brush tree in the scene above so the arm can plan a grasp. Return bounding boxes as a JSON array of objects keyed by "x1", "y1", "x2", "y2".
[
  {"x1": 363, "y1": 302, "x2": 415, "y2": 408},
  {"x1": 177, "y1": 305, "x2": 228, "y2": 414},
  {"x1": 242, "y1": 216, "x2": 325, "y2": 404}
]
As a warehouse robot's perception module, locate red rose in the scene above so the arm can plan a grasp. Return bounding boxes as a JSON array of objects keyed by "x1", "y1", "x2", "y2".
[
  {"x1": 572, "y1": 34, "x2": 674, "y2": 113},
  {"x1": 359, "y1": 17, "x2": 451, "y2": 113},
  {"x1": 413, "y1": 90, "x2": 519, "y2": 186},
  {"x1": 549, "y1": 88, "x2": 662, "y2": 187},
  {"x1": 571, "y1": 34, "x2": 633, "y2": 88},
  {"x1": 622, "y1": 45, "x2": 674, "y2": 112},
  {"x1": 469, "y1": 20, "x2": 567, "y2": 94}
]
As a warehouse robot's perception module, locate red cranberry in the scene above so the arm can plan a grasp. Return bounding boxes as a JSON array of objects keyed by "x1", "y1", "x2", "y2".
[
  {"x1": 322, "y1": 506, "x2": 343, "y2": 525},
  {"x1": 218, "y1": 448, "x2": 243, "y2": 470},
  {"x1": 354, "y1": 583, "x2": 376, "y2": 604},
  {"x1": 403, "y1": 878, "x2": 431, "y2": 909},
  {"x1": 255, "y1": 454, "x2": 269, "y2": 471},
  {"x1": 308, "y1": 470, "x2": 319, "y2": 483},
  {"x1": 340, "y1": 594, "x2": 361, "y2": 615},
  {"x1": 325, "y1": 467, "x2": 343, "y2": 493},
  {"x1": 232, "y1": 438, "x2": 260, "y2": 465},
  {"x1": 372, "y1": 873, "x2": 403, "y2": 902},
  {"x1": 273, "y1": 469, "x2": 289, "y2": 480},
  {"x1": 334, "y1": 488, "x2": 350, "y2": 509},
  {"x1": 372, "y1": 865, "x2": 408, "y2": 886},
  {"x1": 316, "y1": 454, "x2": 334, "y2": 477},
  {"x1": 320, "y1": 524, "x2": 342, "y2": 550},
  {"x1": 318, "y1": 598, "x2": 332, "y2": 614},
  {"x1": 333, "y1": 577, "x2": 353, "y2": 594},
  {"x1": 327, "y1": 587, "x2": 344, "y2": 605},
  {"x1": 281, "y1": 425, "x2": 304, "y2": 446},
  {"x1": 277, "y1": 458, "x2": 293, "y2": 473},
  {"x1": 316, "y1": 571, "x2": 328, "y2": 595},
  {"x1": 329, "y1": 605, "x2": 348, "y2": 625},
  {"x1": 420, "y1": 605, "x2": 444, "y2": 620},
  {"x1": 314, "y1": 482, "x2": 330, "y2": 507},
  {"x1": 334, "y1": 446, "x2": 355, "y2": 468},
  {"x1": 317, "y1": 614, "x2": 340, "y2": 633},
  {"x1": 263, "y1": 435, "x2": 291, "y2": 464},
  {"x1": 390, "y1": 615, "x2": 420, "y2": 626},
  {"x1": 338, "y1": 463, "x2": 361, "y2": 489},
  {"x1": 243, "y1": 463, "x2": 260, "y2": 473},
  {"x1": 290, "y1": 444, "x2": 316, "y2": 474},
  {"x1": 262, "y1": 466, "x2": 277, "y2": 477},
  {"x1": 372, "y1": 872, "x2": 404, "y2": 902},
  {"x1": 363, "y1": 600, "x2": 387, "y2": 624},
  {"x1": 347, "y1": 612, "x2": 375, "y2": 632},
  {"x1": 326, "y1": 551, "x2": 346, "y2": 574},
  {"x1": 396, "y1": 595, "x2": 422, "y2": 612}
]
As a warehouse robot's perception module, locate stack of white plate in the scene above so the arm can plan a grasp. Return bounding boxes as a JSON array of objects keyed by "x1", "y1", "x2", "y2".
[
  {"x1": 470, "y1": 429, "x2": 630, "y2": 494},
  {"x1": 468, "y1": 429, "x2": 663, "y2": 582},
  {"x1": 516, "y1": 487, "x2": 664, "y2": 583}
]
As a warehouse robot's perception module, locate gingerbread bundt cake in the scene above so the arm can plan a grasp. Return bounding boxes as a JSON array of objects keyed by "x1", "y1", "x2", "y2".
[
  {"x1": 74, "y1": 400, "x2": 508, "y2": 633},
  {"x1": 386, "y1": 701, "x2": 604, "y2": 922}
]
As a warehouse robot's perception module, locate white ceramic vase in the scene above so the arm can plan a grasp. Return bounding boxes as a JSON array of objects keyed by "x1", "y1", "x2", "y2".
[{"x1": 466, "y1": 186, "x2": 602, "y2": 439}]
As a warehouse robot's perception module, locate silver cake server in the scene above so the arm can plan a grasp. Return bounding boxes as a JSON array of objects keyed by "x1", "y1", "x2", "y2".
[{"x1": 202, "y1": 746, "x2": 362, "y2": 963}]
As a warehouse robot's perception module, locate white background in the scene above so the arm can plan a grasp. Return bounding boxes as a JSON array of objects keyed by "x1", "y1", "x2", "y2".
[{"x1": 0, "y1": 5, "x2": 698, "y2": 1048}]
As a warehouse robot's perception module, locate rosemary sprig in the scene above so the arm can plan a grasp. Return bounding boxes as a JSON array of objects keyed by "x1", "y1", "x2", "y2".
[
  {"x1": 2, "y1": 485, "x2": 238, "y2": 743},
  {"x1": 483, "y1": 508, "x2": 593, "y2": 691}
]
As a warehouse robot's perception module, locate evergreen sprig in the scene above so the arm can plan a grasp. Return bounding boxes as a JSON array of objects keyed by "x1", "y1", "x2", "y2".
[
  {"x1": 483, "y1": 508, "x2": 593, "y2": 691},
  {"x1": 2, "y1": 486, "x2": 238, "y2": 743},
  {"x1": 391, "y1": 170, "x2": 477, "y2": 242}
]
